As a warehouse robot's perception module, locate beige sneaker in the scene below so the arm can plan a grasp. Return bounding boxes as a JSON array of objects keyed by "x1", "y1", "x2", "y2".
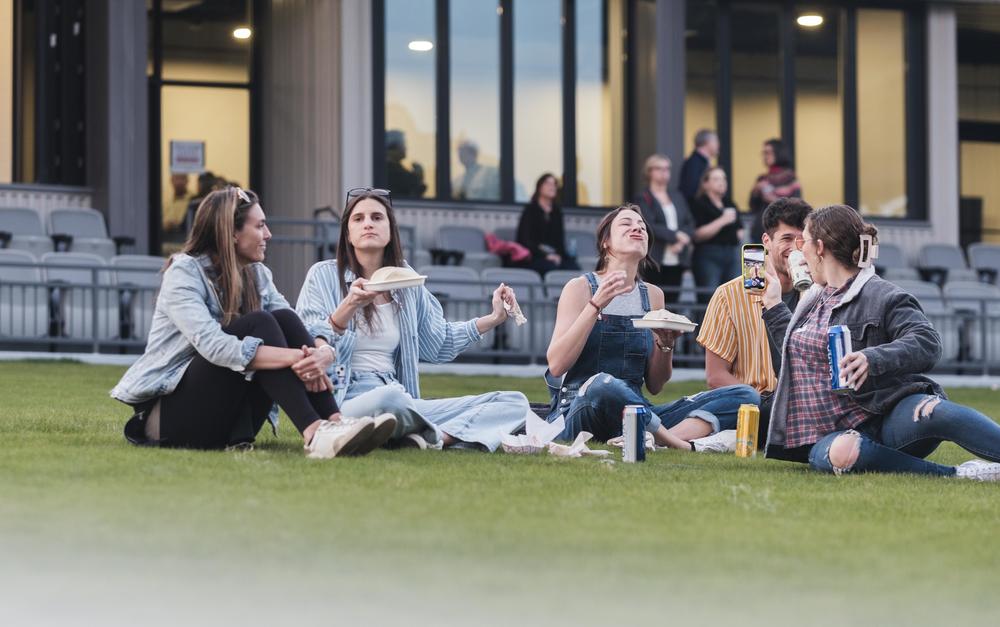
[
  {"x1": 351, "y1": 413, "x2": 398, "y2": 456},
  {"x1": 305, "y1": 417, "x2": 374, "y2": 459},
  {"x1": 955, "y1": 459, "x2": 1000, "y2": 482}
]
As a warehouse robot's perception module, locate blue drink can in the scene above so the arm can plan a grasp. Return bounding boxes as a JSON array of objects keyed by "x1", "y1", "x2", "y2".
[
  {"x1": 828, "y1": 325, "x2": 853, "y2": 393},
  {"x1": 622, "y1": 405, "x2": 648, "y2": 463}
]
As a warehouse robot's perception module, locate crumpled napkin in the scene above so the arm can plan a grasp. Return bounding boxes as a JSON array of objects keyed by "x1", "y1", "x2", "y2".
[
  {"x1": 607, "y1": 431, "x2": 657, "y2": 450},
  {"x1": 501, "y1": 412, "x2": 608, "y2": 457},
  {"x1": 501, "y1": 285, "x2": 527, "y2": 326}
]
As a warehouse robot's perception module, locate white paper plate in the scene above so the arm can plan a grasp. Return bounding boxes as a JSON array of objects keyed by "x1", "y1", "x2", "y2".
[
  {"x1": 632, "y1": 319, "x2": 698, "y2": 333},
  {"x1": 364, "y1": 276, "x2": 427, "y2": 292}
]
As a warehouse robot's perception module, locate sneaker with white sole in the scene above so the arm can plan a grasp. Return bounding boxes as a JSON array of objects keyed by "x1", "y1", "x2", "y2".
[
  {"x1": 955, "y1": 459, "x2": 1000, "y2": 482},
  {"x1": 304, "y1": 417, "x2": 374, "y2": 459},
  {"x1": 691, "y1": 429, "x2": 738, "y2": 453},
  {"x1": 398, "y1": 433, "x2": 429, "y2": 449},
  {"x1": 352, "y1": 413, "x2": 398, "y2": 456}
]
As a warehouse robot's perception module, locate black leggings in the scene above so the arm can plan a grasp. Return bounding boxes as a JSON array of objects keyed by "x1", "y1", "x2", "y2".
[{"x1": 159, "y1": 309, "x2": 338, "y2": 449}]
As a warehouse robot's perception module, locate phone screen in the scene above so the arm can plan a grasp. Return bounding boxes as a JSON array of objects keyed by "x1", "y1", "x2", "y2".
[{"x1": 742, "y1": 244, "x2": 766, "y2": 292}]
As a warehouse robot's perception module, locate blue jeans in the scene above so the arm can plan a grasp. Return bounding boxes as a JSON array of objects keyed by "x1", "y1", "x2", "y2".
[
  {"x1": 342, "y1": 371, "x2": 527, "y2": 452},
  {"x1": 692, "y1": 244, "x2": 740, "y2": 305},
  {"x1": 808, "y1": 393, "x2": 1000, "y2": 476},
  {"x1": 555, "y1": 371, "x2": 759, "y2": 442}
]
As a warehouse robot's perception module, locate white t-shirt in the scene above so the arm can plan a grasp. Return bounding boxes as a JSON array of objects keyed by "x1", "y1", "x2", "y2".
[
  {"x1": 660, "y1": 201, "x2": 679, "y2": 266},
  {"x1": 351, "y1": 302, "x2": 400, "y2": 373}
]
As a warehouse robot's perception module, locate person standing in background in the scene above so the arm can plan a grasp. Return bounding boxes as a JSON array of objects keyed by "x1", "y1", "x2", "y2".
[
  {"x1": 635, "y1": 154, "x2": 695, "y2": 304},
  {"x1": 690, "y1": 166, "x2": 743, "y2": 305},
  {"x1": 749, "y1": 138, "x2": 801, "y2": 242},
  {"x1": 679, "y1": 129, "x2": 719, "y2": 204}
]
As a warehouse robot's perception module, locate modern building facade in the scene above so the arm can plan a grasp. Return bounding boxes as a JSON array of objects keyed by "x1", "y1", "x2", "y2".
[{"x1": 1, "y1": 0, "x2": 998, "y2": 293}]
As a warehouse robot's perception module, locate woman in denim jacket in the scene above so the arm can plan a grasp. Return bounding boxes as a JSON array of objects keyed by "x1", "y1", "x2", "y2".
[
  {"x1": 545, "y1": 204, "x2": 758, "y2": 450},
  {"x1": 295, "y1": 188, "x2": 528, "y2": 451},
  {"x1": 761, "y1": 204, "x2": 1000, "y2": 480},
  {"x1": 111, "y1": 188, "x2": 389, "y2": 459}
]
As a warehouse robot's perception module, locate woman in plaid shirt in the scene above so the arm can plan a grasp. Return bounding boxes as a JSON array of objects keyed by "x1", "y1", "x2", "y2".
[{"x1": 760, "y1": 204, "x2": 1000, "y2": 480}]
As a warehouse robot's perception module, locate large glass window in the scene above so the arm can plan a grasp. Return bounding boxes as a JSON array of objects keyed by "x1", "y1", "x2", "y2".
[
  {"x1": 794, "y1": 8, "x2": 844, "y2": 208},
  {"x1": 384, "y1": 0, "x2": 436, "y2": 200},
  {"x1": 856, "y1": 9, "x2": 907, "y2": 217},
  {"x1": 513, "y1": 0, "x2": 562, "y2": 203},
  {"x1": 575, "y1": 0, "x2": 625, "y2": 206},
  {"x1": 730, "y1": 5, "x2": 781, "y2": 210},
  {"x1": 684, "y1": 0, "x2": 716, "y2": 158},
  {"x1": 450, "y1": 0, "x2": 501, "y2": 201},
  {"x1": 0, "y1": 0, "x2": 12, "y2": 183},
  {"x1": 162, "y1": 1, "x2": 251, "y2": 82}
]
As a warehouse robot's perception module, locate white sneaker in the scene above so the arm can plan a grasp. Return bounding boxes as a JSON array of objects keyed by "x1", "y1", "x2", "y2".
[
  {"x1": 691, "y1": 429, "x2": 738, "y2": 453},
  {"x1": 304, "y1": 417, "x2": 374, "y2": 459},
  {"x1": 352, "y1": 413, "x2": 398, "y2": 456},
  {"x1": 955, "y1": 459, "x2": 1000, "y2": 482},
  {"x1": 399, "y1": 433, "x2": 429, "y2": 449}
]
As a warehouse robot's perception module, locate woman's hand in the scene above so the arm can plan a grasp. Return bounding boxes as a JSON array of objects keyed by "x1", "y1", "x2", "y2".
[
  {"x1": 840, "y1": 352, "x2": 869, "y2": 390},
  {"x1": 651, "y1": 328, "x2": 682, "y2": 353},
  {"x1": 292, "y1": 344, "x2": 333, "y2": 386},
  {"x1": 721, "y1": 207, "x2": 738, "y2": 225},
  {"x1": 476, "y1": 283, "x2": 518, "y2": 333},
  {"x1": 345, "y1": 278, "x2": 379, "y2": 309},
  {"x1": 546, "y1": 253, "x2": 562, "y2": 264},
  {"x1": 592, "y1": 271, "x2": 632, "y2": 308},
  {"x1": 675, "y1": 230, "x2": 691, "y2": 247},
  {"x1": 761, "y1": 258, "x2": 782, "y2": 310}
]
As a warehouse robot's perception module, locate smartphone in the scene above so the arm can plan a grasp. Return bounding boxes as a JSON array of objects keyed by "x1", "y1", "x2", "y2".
[{"x1": 742, "y1": 244, "x2": 767, "y2": 293}]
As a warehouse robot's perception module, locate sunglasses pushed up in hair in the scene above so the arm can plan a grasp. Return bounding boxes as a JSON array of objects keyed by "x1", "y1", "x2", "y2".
[
  {"x1": 345, "y1": 187, "x2": 392, "y2": 209},
  {"x1": 230, "y1": 186, "x2": 254, "y2": 210}
]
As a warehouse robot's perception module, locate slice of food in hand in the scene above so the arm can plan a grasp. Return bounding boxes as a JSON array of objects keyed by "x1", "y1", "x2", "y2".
[
  {"x1": 640, "y1": 309, "x2": 695, "y2": 325},
  {"x1": 369, "y1": 266, "x2": 422, "y2": 283},
  {"x1": 632, "y1": 308, "x2": 698, "y2": 331}
]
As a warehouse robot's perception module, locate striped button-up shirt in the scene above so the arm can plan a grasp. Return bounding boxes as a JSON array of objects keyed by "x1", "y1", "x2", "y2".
[{"x1": 295, "y1": 261, "x2": 484, "y2": 405}]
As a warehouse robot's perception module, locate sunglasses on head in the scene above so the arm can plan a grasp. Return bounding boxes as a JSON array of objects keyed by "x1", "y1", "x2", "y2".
[
  {"x1": 345, "y1": 187, "x2": 392, "y2": 208},
  {"x1": 232, "y1": 186, "x2": 254, "y2": 209}
]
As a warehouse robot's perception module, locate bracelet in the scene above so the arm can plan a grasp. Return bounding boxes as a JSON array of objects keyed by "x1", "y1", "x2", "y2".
[
  {"x1": 329, "y1": 314, "x2": 347, "y2": 334},
  {"x1": 587, "y1": 299, "x2": 603, "y2": 320},
  {"x1": 654, "y1": 338, "x2": 673, "y2": 353}
]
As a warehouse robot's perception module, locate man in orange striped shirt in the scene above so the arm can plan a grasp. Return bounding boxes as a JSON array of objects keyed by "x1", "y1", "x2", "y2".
[{"x1": 696, "y1": 198, "x2": 813, "y2": 450}]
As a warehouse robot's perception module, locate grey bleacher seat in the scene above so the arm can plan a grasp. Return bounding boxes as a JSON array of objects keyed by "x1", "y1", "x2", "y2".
[
  {"x1": 480, "y1": 268, "x2": 545, "y2": 355},
  {"x1": 882, "y1": 267, "x2": 919, "y2": 281},
  {"x1": 565, "y1": 229, "x2": 597, "y2": 259},
  {"x1": 918, "y1": 244, "x2": 967, "y2": 286},
  {"x1": 420, "y1": 265, "x2": 482, "y2": 322},
  {"x1": 409, "y1": 249, "x2": 432, "y2": 271},
  {"x1": 873, "y1": 243, "x2": 907, "y2": 271},
  {"x1": 0, "y1": 249, "x2": 47, "y2": 339},
  {"x1": 111, "y1": 255, "x2": 164, "y2": 340},
  {"x1": 493, "y1": 227, "x2": 516, "y2": 242},
  {"x1": 41, "y1": 251, "x2": 117, "y2": 340},
  {"x1": 576, "y1": 256, "x2": 599, "y2": 272},
  {"x1": 398, "y1": 224, "x2": 416, "y2": 260},
  {"x1": 544, "y1": 270, "x2": 583, "y2": 300},
  {"x1": 889, "y1": 279, "x2": 959, "y2": 362},
  {"x1": 946, "y1": 268, "x2": 980, "y2": 283},
  {"x1": 944, "y1": 281, "x2": 1000, "y2": 363},
  {"x1": 968, "y1": 243, "x2": 1000, "y2": 284},
  {"x1": 47, "y1": 208, "x2": 121, "y2": 259},
  {"x1": 480, "y1": 267, "x2": 545, "y2": 301},
  {"x1": 436, "y1": 225, "x2": 500, "y2": 271},
  {"x1": 0, "y1": 207, "x2": 54, "y2": 257}
]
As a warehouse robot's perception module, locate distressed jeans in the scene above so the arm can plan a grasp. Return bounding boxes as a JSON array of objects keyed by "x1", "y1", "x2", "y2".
[{"x1": 808, "y1": 393, "x2": 1000, "y2": 476}]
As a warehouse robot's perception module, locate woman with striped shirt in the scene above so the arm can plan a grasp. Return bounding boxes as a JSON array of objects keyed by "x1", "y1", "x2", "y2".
[{"x1": 295, "y1": 188, "x2": 528, "y2": 451}]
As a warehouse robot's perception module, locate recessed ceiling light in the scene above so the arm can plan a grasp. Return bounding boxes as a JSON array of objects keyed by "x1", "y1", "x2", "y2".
[
  {"x1": 797, "y1": 14, "x2": 823, "y2": 28},
  {"x1": 408, "y1": 40, "x2": 434, "y2": 52},
  {"x1": 233, "y1": 27, "x2": 252, "y2": 40}
]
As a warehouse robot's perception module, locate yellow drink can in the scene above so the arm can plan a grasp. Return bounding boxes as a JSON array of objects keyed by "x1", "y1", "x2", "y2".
[{"x1": 735, "y1": 404, "x2": 760, "y2": 458}]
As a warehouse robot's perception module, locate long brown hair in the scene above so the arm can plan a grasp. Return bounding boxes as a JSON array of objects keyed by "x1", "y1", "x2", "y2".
[
  {"x1": 806, "y1": 204, "x2": 879, "y2": 269},
  {"x1": 336, "y1": 191, "x2": 405, "y2": 330},
  {"x1": 594, "y1": 204, "x2": 657, "y2": 275},
  {"x1": 172, "y1": 187, "x2": 261, "y2": 325}
]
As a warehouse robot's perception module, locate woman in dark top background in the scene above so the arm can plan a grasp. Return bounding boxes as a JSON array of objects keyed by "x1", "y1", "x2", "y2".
[
  {"x1": 516, "y1": 173, "x2": 580, "y2": 276},
  {"x1": 634, "y1": 154, "x2": 695, "y2": 304},
  {"x1": 691, "y1": 166, "x2": 743, "y2": 304}
]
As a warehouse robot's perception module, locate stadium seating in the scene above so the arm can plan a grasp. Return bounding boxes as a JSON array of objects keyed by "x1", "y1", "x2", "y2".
[
  {"x1": 48, "y1": 208, "x2": 134, "y2": 259},
  {"x1": 436, "y1": 225, "x2": 500, "y2": 271},
  {"x1": 110, "y1": 255, "x2": 164, "y2": 340},
  {"x1": 41, "y1": 252, "x2": 117, "y2": 340},
  {"x1": 0, "y1": 249, "x2": 47, "y2": 339},
  {"x1": 0, "y1": 207, "x2": 54, "y2": 258},
  {"x1": 968, "y1": 243, "x2": 1000, "y2": 284}
]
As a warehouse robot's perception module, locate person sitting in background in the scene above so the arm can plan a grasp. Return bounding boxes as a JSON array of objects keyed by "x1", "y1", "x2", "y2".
[
  {"x1": 679, "y1": 129, "x2": 719, "y2": 204},
  {"x1": 760, "y1": 204, "x2": 1000, "y2": 480},
  {"x1": 516, "y1": 172, "x2": 580, "y2": 276},
  {"x1": 690, "y1": 166, "x2": 743, "y2": 305},
  {"x1": 696, "y1": 198, "x2": 812, "y2": 452},
  {"x1": 111, "y1": 187, "x2": 385, "y2": 459},
  {"x1": 635, "y1": 154, "x2": 695, "y2": 304},
  {"x1": 452, "y1": 140, "x2": 500, "y2": 201},
  {"x1": 545, "y1": 204, "x2": 759, "y2": 452},
  {"x1": 296, "y1": 188, "x2": 528, "y2": 452},
  {"x1": 749, "y1": 138, "x2": 801, "y2": 242}
]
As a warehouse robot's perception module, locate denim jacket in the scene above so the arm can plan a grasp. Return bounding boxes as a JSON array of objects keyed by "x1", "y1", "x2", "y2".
[
  {"x1": 294, "y1": 260, "x2": 484, "y2": 406},
  {"x1": 762, "y1": 265, "x2": 945, "y2": 451},
  {"x1": 110, "y1": 254, "x2": 291, "y2": 406}
]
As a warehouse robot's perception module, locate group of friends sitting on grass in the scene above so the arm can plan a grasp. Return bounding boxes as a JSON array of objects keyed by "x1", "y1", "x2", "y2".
[{"x1": 111, "y1": 187, "x2": 1000, "y2": 481}]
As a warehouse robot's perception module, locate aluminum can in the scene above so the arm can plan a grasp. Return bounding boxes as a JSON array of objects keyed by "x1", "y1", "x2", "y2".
[
  {"x1": 828, "y1": 325, "x2": 853, "y2": 393},
  {"x1": 788, "y1": 250, "x2": 813, "y2": 291},
  {"x1": 622, "y1": 405, "x2": 647, "y2": 463},
  {"x1": 735, "y1": 404, "x2": 760, "y2": 458}
]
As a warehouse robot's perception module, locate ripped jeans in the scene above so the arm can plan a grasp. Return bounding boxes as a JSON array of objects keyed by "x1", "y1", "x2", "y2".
[{"x1": 809, "y1": 393, "x2": 1000, "y2": 476}]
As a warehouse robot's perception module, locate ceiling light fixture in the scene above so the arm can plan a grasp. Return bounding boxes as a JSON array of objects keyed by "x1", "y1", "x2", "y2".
[
  {"x1": 408, "y1": 40, "x2": 434, "y2": 52},
  {"x1": 797, "y1": 14, "x2": 823, "y2": 28},
  {"x1": 233, "y1": 27, "x2": 252, "y2": 40}
]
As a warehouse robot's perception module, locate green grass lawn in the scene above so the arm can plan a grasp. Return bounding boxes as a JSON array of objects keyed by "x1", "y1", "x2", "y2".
[{"x1": 1, "y1": 362, "x2": 998, "y2": 626}]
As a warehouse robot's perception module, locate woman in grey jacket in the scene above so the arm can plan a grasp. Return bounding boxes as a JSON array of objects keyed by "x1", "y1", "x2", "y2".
[
  {"x1": 112, "y1": 188, "x2": 390, "y2": 459},
  {"x1": 295, "y1": 188, "x2": 529, "y2": 451},
  {"x1": 761, "y1": 204, "x2": 1000, "y2": 480}
]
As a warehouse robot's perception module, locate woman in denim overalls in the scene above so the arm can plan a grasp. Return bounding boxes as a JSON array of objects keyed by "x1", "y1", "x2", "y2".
[{"x1": 546, "y1": 205, "x2": 758, "y2": 447}]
